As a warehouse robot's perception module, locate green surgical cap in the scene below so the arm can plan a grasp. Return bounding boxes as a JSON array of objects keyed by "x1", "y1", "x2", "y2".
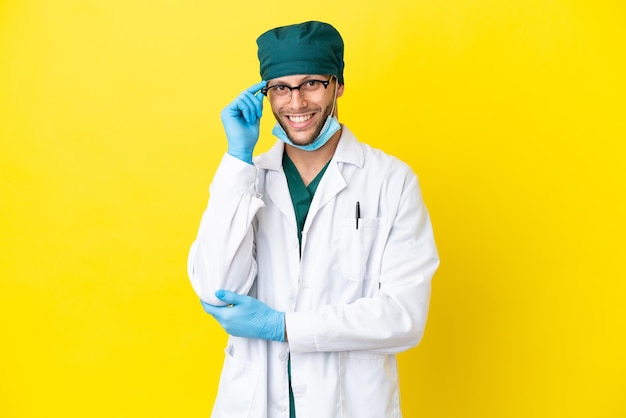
[{"x1": 257, "y1": 21, "x2": 345, "y2": 84}]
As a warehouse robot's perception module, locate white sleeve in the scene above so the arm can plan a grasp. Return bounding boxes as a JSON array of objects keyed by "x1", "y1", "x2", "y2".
[{"x1": 187, "y1": 153, "x2": 265, "y2": 306}]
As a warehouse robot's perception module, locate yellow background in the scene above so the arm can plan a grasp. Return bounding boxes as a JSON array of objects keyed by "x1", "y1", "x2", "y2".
[{"x1": 1, "y1": 1, "x2": 624, "y2": 417}]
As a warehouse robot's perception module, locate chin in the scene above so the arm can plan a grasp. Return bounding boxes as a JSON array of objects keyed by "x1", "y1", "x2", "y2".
[
  {"x1": 288, "y1": 135, "x2": 316, "y2": 147},
  {"x1": 286, "y1": 125, "x2": 325, "y2": 147}
]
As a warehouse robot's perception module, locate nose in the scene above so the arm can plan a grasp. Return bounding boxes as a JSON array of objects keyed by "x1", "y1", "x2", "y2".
[{"x1": 288, "y1": 89, "x2": 307, "y2": 107}]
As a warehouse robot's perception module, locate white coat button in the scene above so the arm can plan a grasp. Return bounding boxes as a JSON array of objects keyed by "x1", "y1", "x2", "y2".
[{"x1": 278, "y1": 351, "x2": 289, "y2": 361}]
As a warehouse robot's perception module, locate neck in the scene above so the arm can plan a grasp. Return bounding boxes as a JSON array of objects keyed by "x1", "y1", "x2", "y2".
[{"x1": 284, "y1": 126, "x2": 342, "y2": 186}]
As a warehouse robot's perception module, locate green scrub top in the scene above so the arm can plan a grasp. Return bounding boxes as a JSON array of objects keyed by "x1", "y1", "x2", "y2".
[
  {"x1": 282, "y1": 151, "x2": 331, "y2": 418},
  {"x1": 282, "y1": 151, "x2": 331, "y2": 249}
]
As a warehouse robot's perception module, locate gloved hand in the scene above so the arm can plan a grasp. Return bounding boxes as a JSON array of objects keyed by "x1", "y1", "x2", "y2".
[
  {"x1": 220, "y1": 81, "x2": 267, "y2": 164},
  {"x1": 200, "y1": 290, "x2": 285, "y2": 342}
]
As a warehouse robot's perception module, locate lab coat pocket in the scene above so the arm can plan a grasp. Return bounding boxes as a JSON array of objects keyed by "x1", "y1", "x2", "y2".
[
  {"x1": 340, "y1": 352, "x2": 400, "y2": 417},
  {"x1": 340, "y1": 217, "x2": 384, "y2": 281},
  {"x1": 212, "y1": 345, "x2": 260, "y2": 418}
]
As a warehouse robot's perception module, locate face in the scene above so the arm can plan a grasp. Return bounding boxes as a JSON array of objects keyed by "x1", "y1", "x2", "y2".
[{"x1": 267, "y1": 74, "x2": 344, "y2": 147}]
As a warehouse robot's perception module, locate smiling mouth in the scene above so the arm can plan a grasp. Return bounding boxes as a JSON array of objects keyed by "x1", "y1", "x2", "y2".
[{"x1": 287, "y1": 114, "x2": 313, "y2": 124}]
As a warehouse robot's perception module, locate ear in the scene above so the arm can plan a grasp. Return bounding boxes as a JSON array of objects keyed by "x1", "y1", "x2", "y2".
[{"x1": 336, "y1": 83, "x2": 345, "y2": 98}]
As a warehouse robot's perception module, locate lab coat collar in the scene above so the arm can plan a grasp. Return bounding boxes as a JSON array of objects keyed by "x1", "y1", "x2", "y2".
[
  {"x1": 253, "y1": 124, "x2": 364, "y2": 170},
  {"x1": 332, "y1": 125, "x2": 365, "y2": 168}
]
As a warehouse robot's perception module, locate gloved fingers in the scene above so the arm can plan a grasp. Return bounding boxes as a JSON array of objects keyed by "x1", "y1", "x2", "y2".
[
  {"x1": 215, "y1": 289, "x2": 248, "y2": 306},
  {"x1": 221, "y1": 81, "x2": 266, "y2": 123},
  {"x1": 246, "y1": 80, "x2": 267, "y2": 96},
  {"x1": 253, "y1": 89, "x2": 264, "y2": 119},
  {"x1": 236, "y1": 91, "x2": 261, "y2": 124},
  {"x1": 243, "y1": 81, "x2": 266, "y2": 119},
  {"x1": 200, "y1": 299, "x2": 223, "y2": 315}
]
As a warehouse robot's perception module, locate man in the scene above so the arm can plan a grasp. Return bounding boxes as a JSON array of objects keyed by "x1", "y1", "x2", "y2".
[{"x1": 188, "y1": 21, "x2": 439, "y2": 418}]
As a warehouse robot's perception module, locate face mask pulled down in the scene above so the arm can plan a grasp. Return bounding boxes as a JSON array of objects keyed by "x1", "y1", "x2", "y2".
[{"x1": 272, "y1": 116, "x2": 340, "y2": 151}]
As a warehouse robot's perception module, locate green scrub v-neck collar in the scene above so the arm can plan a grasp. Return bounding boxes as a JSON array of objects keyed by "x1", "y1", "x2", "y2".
[{"x1": 282, "y1": 151, "x2": 331, "y2": 247}]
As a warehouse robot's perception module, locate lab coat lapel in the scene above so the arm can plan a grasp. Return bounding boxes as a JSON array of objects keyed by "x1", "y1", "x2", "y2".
[
  {"x1": 255, "y1": 141, "x2": 297, "y2": 227},
  {"x1": 266, "y1": 170, "x2": 296, "y2": 226},
  {"x1": 304, "y1": 161, "x2": 346, "y2": 230},
  {"x1": 303, "y1": 127, "x2": 363, "y2": 231}
]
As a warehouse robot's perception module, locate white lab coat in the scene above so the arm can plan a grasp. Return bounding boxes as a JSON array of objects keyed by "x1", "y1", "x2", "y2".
[{"x1": 188, "y1": 126, "x2": 439, "y2": 418}]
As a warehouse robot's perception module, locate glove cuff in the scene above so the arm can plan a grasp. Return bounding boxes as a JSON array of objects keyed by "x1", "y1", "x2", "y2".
[
  {"x1": 270, "y1": 311, "x2": 286, "y2": 342},
  {"x1": 227, "y1": 147, "x2": 254, "y2": 165}
]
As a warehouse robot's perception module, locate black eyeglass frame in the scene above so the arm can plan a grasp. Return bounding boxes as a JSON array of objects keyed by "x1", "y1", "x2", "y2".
[{"x1": 260, "y1": 75, "x2": 334, "y2": 98}]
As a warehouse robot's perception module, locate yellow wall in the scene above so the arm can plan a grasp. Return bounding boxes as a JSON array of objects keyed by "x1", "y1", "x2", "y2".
[{"x1": 1, "y1": 1, "x2": 624, "y2": 417}]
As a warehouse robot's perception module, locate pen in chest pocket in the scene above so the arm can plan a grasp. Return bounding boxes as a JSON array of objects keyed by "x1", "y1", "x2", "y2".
[{"x1": 355, "y1": 201, "x2": 360, "y2": 230}]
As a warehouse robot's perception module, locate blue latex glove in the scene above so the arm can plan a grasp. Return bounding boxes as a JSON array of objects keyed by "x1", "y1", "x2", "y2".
[
  {"x1": 200, "y1": 290, "x2": 285, "y2": 342},
  {"x1": 220, "y1": 81, "x2": 267, "y2": 164}
]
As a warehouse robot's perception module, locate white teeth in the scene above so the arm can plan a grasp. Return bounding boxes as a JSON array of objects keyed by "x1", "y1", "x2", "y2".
[{"x1": 289, "y1": 114, "x2": 312, "y2": 123}]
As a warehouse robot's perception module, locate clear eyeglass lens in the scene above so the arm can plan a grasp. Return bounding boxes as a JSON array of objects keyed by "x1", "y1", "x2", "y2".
[{"x1": 268, "y1": 80, "x2": 325, "y2": 102}]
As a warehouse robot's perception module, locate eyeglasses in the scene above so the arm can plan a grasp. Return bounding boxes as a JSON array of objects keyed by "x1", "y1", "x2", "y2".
[{"x1": 261, "y1": 76, "x2": 334, "y2": 103}]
